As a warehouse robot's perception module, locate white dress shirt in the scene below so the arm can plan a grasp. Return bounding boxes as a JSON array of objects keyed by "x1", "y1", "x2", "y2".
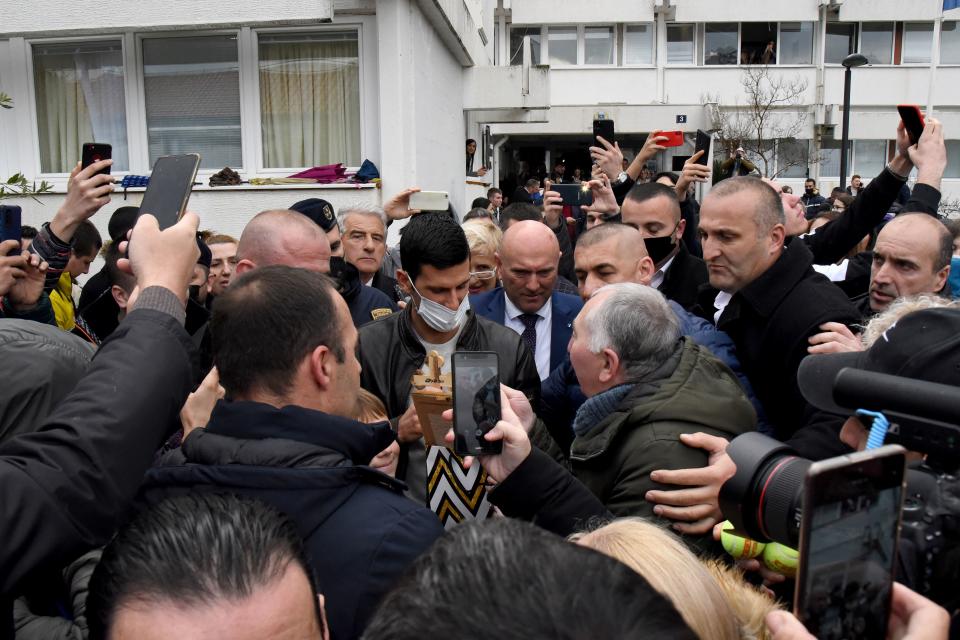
[
  {"x1": 504, "y1": 294, "x2": 552, "y2": 381},
  {"x1": 713, "y1": 291, "x2": 733, "y2": 325},
  {"x1": 650, "y1": 254, "x2": 677, "y2": 290}
]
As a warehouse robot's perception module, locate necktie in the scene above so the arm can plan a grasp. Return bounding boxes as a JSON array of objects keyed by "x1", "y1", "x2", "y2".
[{"x1": 519, "y1": 313, "x2": 538, "y2": 354}]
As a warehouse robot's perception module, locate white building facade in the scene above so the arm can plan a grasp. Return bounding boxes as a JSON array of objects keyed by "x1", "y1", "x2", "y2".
[{"x1": 1, "y1": 0, "x2": 959, "y2": 243}]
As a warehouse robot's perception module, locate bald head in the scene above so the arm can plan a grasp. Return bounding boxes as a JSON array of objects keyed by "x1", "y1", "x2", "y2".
[
  {"x1": 236, "y1": 210, "x2": 331, "y2": 275},
  {"x1": 868, "y1": 213, "x2": 954, "y2": 312},
  {"x1": 574, "y1": 223, "x2": 656, "y2": 300},
  {"x1": 498, "y1": 220, "x2": 561, "y2": 313}
]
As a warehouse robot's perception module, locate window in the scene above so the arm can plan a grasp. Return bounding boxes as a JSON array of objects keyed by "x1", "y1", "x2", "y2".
[
  {"x1": 945, "y1": 141, "x2": 960, "y2": 179},
  {"x1": 941, "y1": 21, "x2": 960, "y2": 63},
  {"x1": 853, "y1": 140, "x2": 886, "y2": 177},
  {"x1": 584, "y1": 26, "x2": 614, "y2": 65},
  {"x1": 32, "y1": 41, "x2": 129, "y2": 173},
  {"x1": 777, "y1": 139, "x2": 810, "y2": 178},
  {"x1": 509, "y1": 26, "x2": 541, "y2": 65},
  {"x1": 820, "y1": 138, "x2": 851, "y2": 176},
  {"x1": 902, "y1": 23, "x2": 933, "y2": 64},
  {"x1": 779, "y1": 22, "x2": 814, "y2": 64},
  {"x1": 667, "y1": 24, "x2": 695, "y2": 64},
  {"x1": 860, "y1": 22, "x2": 894, "y2": 65},
  {"x1": 142, "y1": 35, "x2": 242, "y2": 169},
  {"x1": 703, "y1": 23, "x2": 738, "y2": 65},
  {"x1": 741, "y1": 23, "x2": 777, "y2": 65},
  {"x1": 825, "y1": 22, "x2": 856, "y2": 64},
  {"x1": 624, "y1": 24, "x2": 654, "y2": 65},
  {"x1": 547, "y1": 27, "x2": 578, "y2": 66},
  {"x1": 259, "y1": 32, "x2": 361, "y2": 169}
]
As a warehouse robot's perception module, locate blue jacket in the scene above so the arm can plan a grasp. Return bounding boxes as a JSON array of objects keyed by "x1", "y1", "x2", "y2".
[
  {"x1": 140, "y1": 400, "x2": 443, "y2": 640},
  {"x1": 470, "y1": 287, "x2": 583, "y2": 375},
  {"x1": 541, "y1": 300, "x2": 771, "y2": 445}
]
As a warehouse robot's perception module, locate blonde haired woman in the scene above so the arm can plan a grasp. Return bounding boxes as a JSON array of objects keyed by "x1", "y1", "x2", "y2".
[
  {"x1": 575, "y1": 518, "x2": 780, "y2": 640},
  {"x1": 461, "y1": 218, "x2": 503, "y2": 295}
]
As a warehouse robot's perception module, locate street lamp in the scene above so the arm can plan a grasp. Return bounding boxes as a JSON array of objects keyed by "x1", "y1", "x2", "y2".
[{"x1": 840, "y1": 53, "x2": 868, "y2": 191}]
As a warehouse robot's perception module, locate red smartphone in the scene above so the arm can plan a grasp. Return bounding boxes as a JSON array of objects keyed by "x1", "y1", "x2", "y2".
[
  {"x1": 660, "y1": 131, "x2": 685, "y2": 148},
  {"x1": 81, "y1": 143, "x2": 112, "y2": 176},
  {"x1": 897, "y1": 105, "x2": 924, "y2": 146}
]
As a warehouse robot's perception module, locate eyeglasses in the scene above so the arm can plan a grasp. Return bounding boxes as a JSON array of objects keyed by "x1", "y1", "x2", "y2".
[{"x1": 469, "y1": 270, "x2": 497, "y2": 280}]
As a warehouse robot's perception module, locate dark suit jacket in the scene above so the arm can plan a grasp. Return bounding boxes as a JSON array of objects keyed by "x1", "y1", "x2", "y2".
[
  {"x1": 470, "y1": 287, "x2": 583, "y2": 374},
  {"x1": 658, "y1": 244, "x2": 709, "y2": 312}
]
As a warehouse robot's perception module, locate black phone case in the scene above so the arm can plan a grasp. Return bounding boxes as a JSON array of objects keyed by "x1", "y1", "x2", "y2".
[
  {"x1": 81, "y1": 143, "x2": 112, "y2": 176},
  {"x1": 593, "y1": 120, "x2": 615, "y2": 145},
  {"x1": 139, "y1": 154, "x2": 201, "y2": 230},
  {"x1": 898, "y1": 106, "x2": 924, "y2": 145}
]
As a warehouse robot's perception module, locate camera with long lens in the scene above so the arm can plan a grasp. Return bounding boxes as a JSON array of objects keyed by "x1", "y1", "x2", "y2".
[{"x1": 720, "y1": 368, "x2": 960, "y2": 605}]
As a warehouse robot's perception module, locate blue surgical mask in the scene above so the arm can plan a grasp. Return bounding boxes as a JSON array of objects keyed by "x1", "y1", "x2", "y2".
[
  {"x1": 410, "y1": 282, "x2": 470, "y2": 333},
  {"x1": 948, "y1": 256, "x2": 960, "y2": 299}
]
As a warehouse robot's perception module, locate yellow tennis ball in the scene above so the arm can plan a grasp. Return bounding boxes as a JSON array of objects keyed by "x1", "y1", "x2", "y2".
[
  {"x1": 720, "y1": 520, "x2": 766, "y2": 559},
  {"x1": 762, "y1": 542, "x2": 799, "y2": 578}
]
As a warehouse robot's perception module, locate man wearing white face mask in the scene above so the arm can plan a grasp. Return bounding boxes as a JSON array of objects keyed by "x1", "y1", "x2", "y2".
[{"x1": 358, "y1": 214, "x2": 540, "y2": 528}]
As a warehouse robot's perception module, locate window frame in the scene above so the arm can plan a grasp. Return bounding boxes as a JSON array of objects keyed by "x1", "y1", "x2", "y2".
[
  {"x1": 900, "y1": 21, "x2": 934, "y2": 65},
  {"x1": 24, "y1": 22, "x2": 370, "y2": 179},
  {"x1": 775, "y1": 21, "x2": 816, "y2": 66},
  {"x1": 622, "y1": 23, "x2": 657, "y2": 67},
  {"x1": 939, "y1": 20, "x2": 960, "y2": 65},
  {"x1": 823, "y1": 21, "x2": 859, "y2": 66},
  {"x1": 858, "y1": 21, "x2": 896, "y2": 66},
  {"x1": 665, "y1": 22, "x2": 697, "y2": 67},
  {"x1": 701, "y1": 22, "x2": 740, "y2": 67}
]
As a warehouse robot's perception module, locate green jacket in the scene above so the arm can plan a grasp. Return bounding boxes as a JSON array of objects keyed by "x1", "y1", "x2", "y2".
[{"x1": 564, "y1": 339, "x2": 755, "y2": 521}]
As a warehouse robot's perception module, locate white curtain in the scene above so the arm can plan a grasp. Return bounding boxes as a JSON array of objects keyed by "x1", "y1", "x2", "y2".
[
  {"x1": 259, "y1": 34, "x2": 361, "y2": 168},
  {"x1": 33, "y1": 42, "x2": 127, "y2": 173}
]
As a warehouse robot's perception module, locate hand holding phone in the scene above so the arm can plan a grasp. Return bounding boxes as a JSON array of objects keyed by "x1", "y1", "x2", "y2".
[
  {"x1": 139, "y1": 154, "x2": 201, "y2": 230},
  {"x1": 409, "y1": 191, "x2": 449, "y2": 212},
  {"x1": 794, "y1": 445, "x2": 907, "y2": 639},
  {"x1": 897, "y1": 105, "x2": 925, "y2": 146},
  {"x1": 81, "y1": 143, "x2": 113, "y2": 176},
  {"x1": 593, "y1": 118, "x2": 615, "y2": 147},
  {"x1": 0, "y1": 206, "x2": 22, "y2": 256},
  {"x1": 660, "y1": 131, "x2": 685, "y2": 148},
  {"x1": 553, "y1": 183, "x2": 594, "y2": 207},
  {"x1": 452, "y1": 351, "x2": 503, "y2": 456}
]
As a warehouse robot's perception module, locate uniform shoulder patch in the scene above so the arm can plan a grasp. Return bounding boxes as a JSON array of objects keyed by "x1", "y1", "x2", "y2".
[{"x1": 370, "y1": 308, "x2": 393, "y2": 321}]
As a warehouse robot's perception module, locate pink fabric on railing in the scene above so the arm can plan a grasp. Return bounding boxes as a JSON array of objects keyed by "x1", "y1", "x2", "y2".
[{"x1": 289, "y1": 164, "x2": 348, "y2": 183}]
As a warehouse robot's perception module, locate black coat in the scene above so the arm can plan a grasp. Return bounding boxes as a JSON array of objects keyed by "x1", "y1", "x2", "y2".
[
  {"x1": 0, "y1": 307, "x2": 193, "y2": 629},
  {"x1": 695, "y1": 239, "x2": 861, "y2": 454},
  {"x1": 659, "y1": 244, "x2": 709, "y2": 312},
  {"x1": 141, "y1": 401, "x2": 443, "y2": 640},
  {"x1": 370, "y1": 270, "x2": 402, "y2": 304}
]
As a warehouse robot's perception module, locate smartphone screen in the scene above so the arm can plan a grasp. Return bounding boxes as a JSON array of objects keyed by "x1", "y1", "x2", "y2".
[
  {"x1": 452, "y1": 351, "x2": 503, "y2": 457},
  {"x1": 695, "y1": 130, "x2": 711, "y2": 160},
  {"x1": 409, "y1": 191, "x2": 449, "y2": 212},
  {"x1": 553, "y1": 183, "x2": 594, "y2": 207},
  {"x1": 81, "y1": 143, "x2": 112, "y2": 176},
  {"x1": 593, "y1": 119, "x2": 615, "y2": 145},
  {"x1": 139, "y1": 154, "x2": 201, "y2": 230},
  {"x1": 897, "y1": 105, "x2": 925, "y2": 146},
  {"x1": 0, "y1": 205, "x2": 22, "y2": 255},
  {"x1": 795, "y1": 446, "x2": 906, "y2": 639}
]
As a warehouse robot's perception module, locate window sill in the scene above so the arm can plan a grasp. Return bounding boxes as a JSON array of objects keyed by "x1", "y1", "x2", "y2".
[{"x1": 40, "y1": 181, "x2": 378, "y2": 195}]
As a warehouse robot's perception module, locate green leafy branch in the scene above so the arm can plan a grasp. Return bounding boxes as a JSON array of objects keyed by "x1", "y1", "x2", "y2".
[{"x1": 0, "y1": 173, "x2": 54, "y2": 203}]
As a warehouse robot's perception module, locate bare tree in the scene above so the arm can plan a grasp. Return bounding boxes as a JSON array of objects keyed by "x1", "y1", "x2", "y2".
[{"x1": 704, "y1": 65, "x2": 816, "y2": 179}]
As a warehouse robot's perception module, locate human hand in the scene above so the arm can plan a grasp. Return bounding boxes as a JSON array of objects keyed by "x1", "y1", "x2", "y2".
[
  {"x1": 588, "y1": 136, "x2": 624, "y2": 181},
  {"x1": 676, "y1": 151, "x2": 711, "y2": 202},
  {"x1": 117, "y1": 212, "x2": 200, "y2": 309},
  {"x1": 50, "y1": 160, "x2": 114, "y2": 241},
  {"x1": 583, "y1": 175, "x2": 620, "y2": 216},
  {"x1": 909, "y1": 118, "x2": 947, "y2": 190},
  {"x1": 645, "y1": 432, "x2": 733, "y2": 534},
  {"x1": 542, "y1": 179, "x2": 563, "y2": 227},
  {"x1": 0, "y1": 240, "x2": 25, "y2": 297},
  {"x1": 397, "y1": 402, "x2": 424, "y2": 443},
  {"x1": 636, "y1": 130, "x2": 670, "y2": 166},
  {"x1": 383, "y1": 187, "x2": 422, "y2": 221},
  {"x1": 500, "y1": 383, "x2": 536, "y2": 433},
  {"x1": 180, "y1": 367, "x2": 225, "y2": 439},
  {"x1": 807, "y1": 322, "x2": 863, "y2": 355},
  {"x1": 887, "y1": 582, "x2": 950, "y2": 639},
  {"x1": 5, "y1": 250, "x2": 47, "y2": 311},
  {"x1": 442, "y1": 385, "x2": 532, "y2": 482},
  {"x1": 477, "y1": 166, "x2": 488, "y2": 177}
]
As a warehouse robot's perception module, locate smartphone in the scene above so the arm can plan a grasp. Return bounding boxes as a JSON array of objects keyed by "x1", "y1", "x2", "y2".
[
  {"x1": 553, "y1": 183, "x2": 594, "y2": 207},
  {"x1": 409, "y1": 191, "x2": 449, "y2": 212},
  {"x1": 694, "y1": 129, "x2": 711, "y2": 162},
  {"x1": 593, "y1": 118, "x2": 615, "y2": 146},
  {"x1": 897, "y1": 105, "x2": 925, "y2": 146},
  {"x1": 660, "y1": 130, "x2": 685, "y2": 147},
  {"x1": 794, "y1": 445, "x2": 907, "y2": 639},
  {"x1": 139, "y1": 154, "x2": 201, "y2": 230},
  {"x1": 452, "y1": 351, "x2": 503, "y2": 457},
  {"x1": 81, "y1": 143, "x2": 112, "y2": 176},
  {"x1": 0, "y1": 205, "x2": 22, "y2": 256}
]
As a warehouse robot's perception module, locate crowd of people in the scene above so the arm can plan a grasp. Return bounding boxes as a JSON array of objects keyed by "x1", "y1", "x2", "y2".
[{"x1": 0, "y1": 116, "x2": 958, "y2": 640}]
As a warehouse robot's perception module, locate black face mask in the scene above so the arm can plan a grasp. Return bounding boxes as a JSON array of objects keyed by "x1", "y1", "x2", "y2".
[
  {"x1": 805, "y1": 187, "x2": 814, "y2": 195},
  {"x1": 644, "y1": 234, "x2": 677, "y2": 267}
]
